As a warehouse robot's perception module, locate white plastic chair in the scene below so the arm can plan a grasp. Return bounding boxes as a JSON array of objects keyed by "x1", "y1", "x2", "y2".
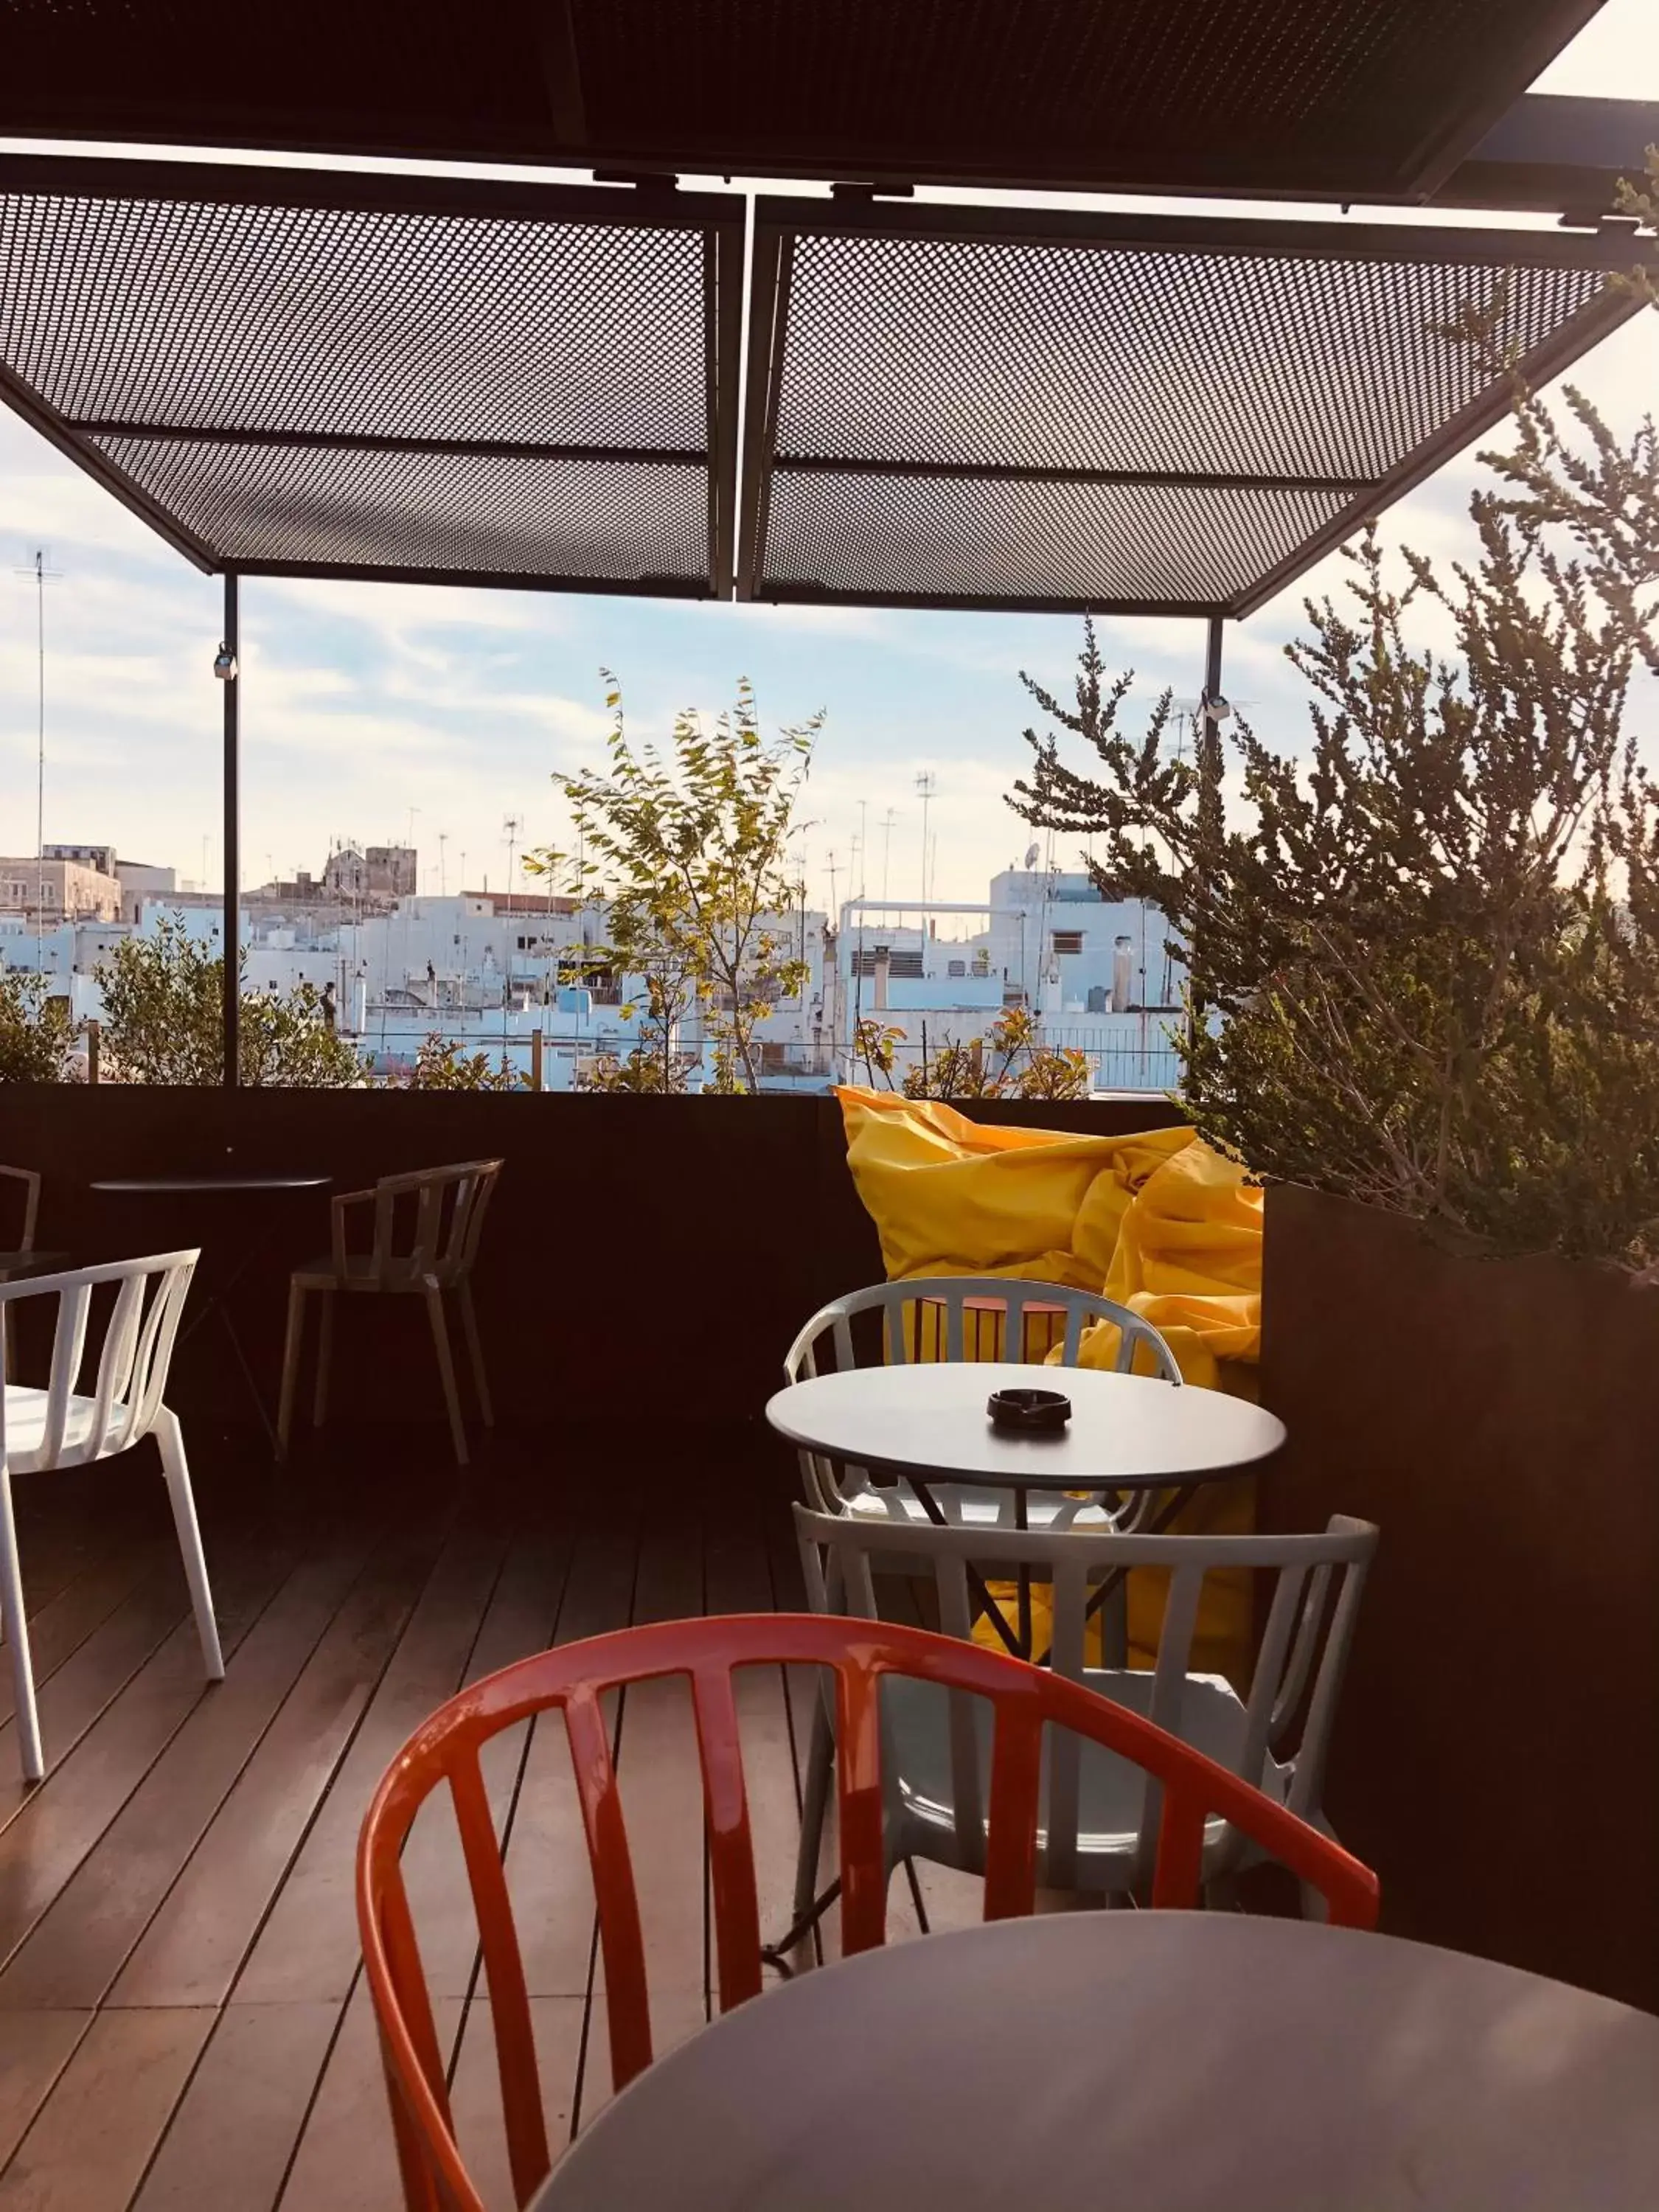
[
  {"x1": 0, "y1": 1251, "x2": 223, "y2": 1781},
  {"x1": 790, "y1": 1503, "x2": 1377, "y2": 1934},
  {"x1": 783, "y1": 1276, "x2": 1182, "y2": 1532}
]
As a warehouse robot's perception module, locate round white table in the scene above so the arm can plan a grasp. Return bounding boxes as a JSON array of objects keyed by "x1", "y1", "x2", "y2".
[
  {"x1": 768, "y1": 1363, "x2": 1284, "y2": 1659},
  {"x1": 533, "y1": 1915, "x2": 1659, "y2": 2211},
  {"x1": 766, "y1": 1362, "x2": 1284, "y2": 1493}
]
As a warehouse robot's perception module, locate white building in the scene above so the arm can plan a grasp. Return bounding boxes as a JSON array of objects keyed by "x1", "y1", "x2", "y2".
[
  {"x1": 2, "y1": 851, "x2": 1180, "y2": 1095},
  {"x1": 834, "y1": 868, "x2": 1184, "y2": 1093}
]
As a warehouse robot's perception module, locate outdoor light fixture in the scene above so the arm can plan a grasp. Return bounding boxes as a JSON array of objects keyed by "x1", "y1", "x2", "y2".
[
  {"x1": 1201, "y1": 691, "x2": 1232, "y2": 723},
  {"x1": 213, "y1": 641, "x2": 237, "y2": 681}
]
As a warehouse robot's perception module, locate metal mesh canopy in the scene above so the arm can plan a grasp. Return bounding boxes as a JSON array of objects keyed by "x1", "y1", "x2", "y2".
[
  {"x1": 0, "y1": 157, "x2": 742, "y2": 596},
  {"x1": 0, "y1": 0, "x2": 1605, "y2": 203},
  {"x1": 738, "y1": 200, "x2": 1651, "y2": 617}
]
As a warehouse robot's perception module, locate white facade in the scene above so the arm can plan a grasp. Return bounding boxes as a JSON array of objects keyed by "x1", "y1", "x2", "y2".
[
  {"x1": 835, "y1": 869, "x2": 1184, "y2": 1093},
  {"x1": 1, "y1": 858, "x2": 1180, "y2": 1095}
]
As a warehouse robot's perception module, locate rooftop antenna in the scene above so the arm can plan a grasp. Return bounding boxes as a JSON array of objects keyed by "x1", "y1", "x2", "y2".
[
  {"x1": 880, "y1": 806, "x2": 899, "y2": 905},
  {"x1": 914, "y1": 773, "x2": 937, "y2": 905},
  {"x1": 15, "y1": 548, "x2": 62, "y2": 968},
  {"x1": 438, "y1": 830, "x2": 448, "y2": 897},
  {"x1": 858, "y1": 799, "x2": 869, "y2": 897},
  {"x1": 503, "y1": 815, "x2": 522, "y2": 919}
]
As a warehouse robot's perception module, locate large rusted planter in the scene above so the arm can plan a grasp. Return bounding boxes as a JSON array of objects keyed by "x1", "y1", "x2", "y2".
[{"x1": 1259, "y1": 1182, "x2": 1659, "y2": 2012}]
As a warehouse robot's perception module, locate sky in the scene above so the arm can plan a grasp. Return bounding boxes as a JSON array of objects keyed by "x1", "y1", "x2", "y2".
[{"x1": 1, "y1": 1, "x2": 1658, "y2": 914}]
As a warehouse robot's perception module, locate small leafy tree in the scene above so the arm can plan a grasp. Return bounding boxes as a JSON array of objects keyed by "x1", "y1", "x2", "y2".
[
  {"x1": 0, "y1": 970, "x2": 77, "y2": 1082},
  {"x1": 391, "y1": 1033, "x2": 523, "y2": 1091},
  {"x1": 528, "y1": 675, "x2": 820, "y2": 1093},
  {"x1": 852, "y1": 1017, "x2": 903, "y2": 1088},
  {"x1": 905, "y1": 1007, "x2": 1093, "y2": 1102},
  {"x1": 854, "y1": 1007, "x2": 1091, "y2": 1101},
  {"x1": 98, "y1": 914, "x2": 361, "y2": 1087},
  {"x1": 574, "y1": 1043, "x2": 695, "y2": 1093},
  {"x1": 1008, "y1": 372, "x2": 1659, "y2": 1266}
]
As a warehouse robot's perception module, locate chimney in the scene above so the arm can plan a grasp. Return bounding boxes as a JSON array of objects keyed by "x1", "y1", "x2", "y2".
[
  {"x1": 873, "y1": 945, "x2": 891, "y2": 1011},
  {"x1": 1112, "y1": 935, "x2": 1134, "y2": 1013}
]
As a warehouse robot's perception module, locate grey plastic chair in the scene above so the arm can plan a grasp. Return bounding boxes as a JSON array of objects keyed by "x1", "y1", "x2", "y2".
[
  {"x1": 782, "y1": 1276, "x2": 1182, "y2": 1534},
  {"x1": 790, "y1": 1503, "x2": 1377, "y2": 1934}
]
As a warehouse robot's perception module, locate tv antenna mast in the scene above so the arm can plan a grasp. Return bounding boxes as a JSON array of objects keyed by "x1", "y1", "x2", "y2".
[
  {"x1": 880, "y1": 807, "x2": 899, "y2": 905},
  {"x1": 914, "y1": 773, "x2": 937, "y2": 905},
  {"x1": 15, "y1": 548, "x2": 63, "y2": 968},
  {"x1": 502, "y1": 814, "x2": 523, "y2": 919}
]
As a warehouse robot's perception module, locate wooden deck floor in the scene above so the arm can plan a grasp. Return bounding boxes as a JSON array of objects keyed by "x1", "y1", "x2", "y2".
[{"x1": 0, "y1": 1422, "x2": 978, "y2": 2212}]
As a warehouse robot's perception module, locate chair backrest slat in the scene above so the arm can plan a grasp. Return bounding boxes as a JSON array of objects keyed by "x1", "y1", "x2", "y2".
[
  {"x1": 561, "y1": 1683, "x2": 653, "y2": 2094},
  {"x1": 1135, "y1": 1559, "x2": 1209, "y2": 1884},
  {"x1": 832, "y1": 1655, "x2": 889, "y2": 1957},
  {"x1": 1239, "y1": 1562, "x2": 1310, "y2": 1792},
  {"x1": 983, "y1": 1699, "x2": 1043, "y2": 1921},
  {"x1": 446, "y1": 1751, "x2": 549, "y2": 2205},
  {"x1": 41, "y1": 1281, "x2": 91, "y2": 1464},
  {"x1": 690, "y1": 1663, "x2": 764, "y2": 2017},
  {"x1": 1286, "y1": 1526, "x2": 1374, "y2": 1819},
  {"x1": 87, "y1": 1273, "x2": 145, "y2": 1458}
]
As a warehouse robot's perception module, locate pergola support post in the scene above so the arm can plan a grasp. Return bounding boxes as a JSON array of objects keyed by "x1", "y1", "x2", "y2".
[
  {"x1": 1187, "y1": 613, "x2": 1228, "y2": 1056},
  {"x1": 221, "y1": 571, "x2": 240, "y2": 1091}
]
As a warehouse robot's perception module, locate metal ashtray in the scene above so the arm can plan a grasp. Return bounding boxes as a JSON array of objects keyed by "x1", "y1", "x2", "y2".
[{"x1": 987, "y1": 1387, "x2": 1072, "y2": 1434}]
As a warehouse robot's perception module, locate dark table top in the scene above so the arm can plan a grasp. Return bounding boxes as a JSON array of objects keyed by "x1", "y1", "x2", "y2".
[
  {"x1": 90, "y1": 1174, "x2": 330, "y2": 1194},
  {"x1": 534, "y1": 1915, "x2": 1659, "y2": 2212},
  {"x1": 765, "y1": 1363, "x2": 1284, "y2": 1491}
]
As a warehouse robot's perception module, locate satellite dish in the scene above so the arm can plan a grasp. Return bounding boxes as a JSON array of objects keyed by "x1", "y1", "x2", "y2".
[{"x1": 1023, "y1": 843, "x2": 1040, "y2": 869}]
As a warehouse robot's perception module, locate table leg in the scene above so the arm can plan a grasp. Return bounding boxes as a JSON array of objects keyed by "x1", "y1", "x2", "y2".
[
  {"x1": 1015, "y1": 1486, "x2": 1032, "y2": 1660},
  {"x1": 213, "y1": 1298, "x2": 282, "y2": 1457},
  {"x1": 908, "y1": 1480, "x2": 1024, "y2": 1661}
]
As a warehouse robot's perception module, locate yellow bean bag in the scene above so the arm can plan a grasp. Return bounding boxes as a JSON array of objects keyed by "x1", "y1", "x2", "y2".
[{"x1": 835, "y1": 1088, "x2": 1265, "y2": 1683}]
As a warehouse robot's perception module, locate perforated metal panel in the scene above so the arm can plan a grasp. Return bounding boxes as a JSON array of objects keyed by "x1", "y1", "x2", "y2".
[
  {"x1": 0, "y1": 0, "x2": 1604, "y2": 202},
  {"x1": 0, "y1": 157, "x2": 742, "y2": 597},
  {"x1": 739, "y1": 201, "x2": 1650, "y2": 617}
]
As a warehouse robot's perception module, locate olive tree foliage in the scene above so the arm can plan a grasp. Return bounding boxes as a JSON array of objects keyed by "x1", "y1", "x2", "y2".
[
  {"x1": 0, "y1": 970, "x2": 78, "y2": 1082},
  {"x1": 98, "y1": 914, "x2": 361, "y2": 1087},
  {"x1": 1009, "y1": 340, "x2": 1659, "y2": 1267},
  {"x1": 528, "y1": 674, "x2": 820, "y2": 1093}
]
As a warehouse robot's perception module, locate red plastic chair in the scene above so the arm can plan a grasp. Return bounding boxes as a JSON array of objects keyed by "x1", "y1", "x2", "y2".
[{"x1": 358, "y1": 1612, "x2": 1380, "y2": 2212}]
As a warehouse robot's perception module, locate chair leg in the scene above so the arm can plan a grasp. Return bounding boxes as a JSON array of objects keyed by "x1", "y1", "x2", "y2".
[
  {"x1": 458, "y1": 1280, "x2": 493, "y2": 1428},
  {"x1": 276, "y1": 1280, "x2": 306, "y2": 1461},
  {"x1": 313, "y1": 1290, "x2": 336, "y2": 1427},
  {"x1": 154, "y1": 1408, "x2": 224, "y2": 1681},
  {"x1": 424, "y1": 1287, "x2": 469, "y2": 1467},
  {"x1": 0, "y1": 1467, "x2": 44, "y2": 1782}
]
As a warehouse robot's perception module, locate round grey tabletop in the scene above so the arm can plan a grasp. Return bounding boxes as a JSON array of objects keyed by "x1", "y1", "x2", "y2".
[
  {"x1": 765, "y1": 1362, "x2": 1284, "y2": 1490},
  {"x1": 91, "y1": 1174, "x2": 330, "y2": 1193},
  {"x1": 535, "y1": 1915, "x2": 1659, "y2": 2212}
]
